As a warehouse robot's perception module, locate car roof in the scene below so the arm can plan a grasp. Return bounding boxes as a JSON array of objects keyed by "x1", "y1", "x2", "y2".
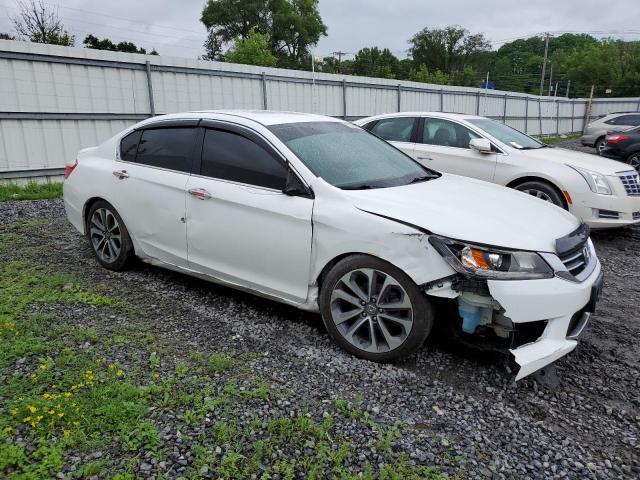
[
  {"x1": 141, "y1": 110, "x2": 344, "y2": 127},
  {"x1": 357, "y1": 111, "x2": 486, "y2": 122}
]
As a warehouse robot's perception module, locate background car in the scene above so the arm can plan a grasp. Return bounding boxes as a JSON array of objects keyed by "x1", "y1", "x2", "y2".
[
  {"x1": 580, "y1": 112, "x2": 640, "y2": 154},
  {"x1": 355, "y1": 112, "x2": 640, "y2": 229},
  {"x1": 600, "y1": 127, "x2": 640, "y2": 172},
  {"x1": 63, "y1": 110, "x2": 602, "y2": 380}
]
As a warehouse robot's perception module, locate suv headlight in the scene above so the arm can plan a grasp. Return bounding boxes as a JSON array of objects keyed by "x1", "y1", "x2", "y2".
[
  {"x1": 568, "y1": 166, "x2": 612, "y2": 195},
  {"x1": 429, "y1": 236, "x2": 554, "y2": 280}
]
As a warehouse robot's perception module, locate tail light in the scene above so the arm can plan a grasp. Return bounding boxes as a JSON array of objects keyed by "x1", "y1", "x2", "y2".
[
  {"x1": 605, "y1": 133, "x2": 630, "y2": 144},
  {"x1": 64, "y1": 160, "x2": 78, "y2": 179}
]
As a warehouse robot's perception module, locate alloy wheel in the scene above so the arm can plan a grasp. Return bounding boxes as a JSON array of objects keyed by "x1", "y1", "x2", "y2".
[
  {"x1": 329, "y1": 268, "x2": 413, "y2": 353},
  {"x1": 596, "y1": 139, "x2": 606, "y2": 154},
  {"x1": 521, "y1": 188, "x2": 554, "y2": 203},
  {"x1": 629, "y1": 154, "x2": 640, "y2": 173},
  {"x1": 89, "y1": 208, "x2": 122, "y2": 263}
]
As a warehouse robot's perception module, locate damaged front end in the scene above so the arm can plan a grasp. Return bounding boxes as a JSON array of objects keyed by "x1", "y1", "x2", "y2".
[{"x1": 424, "y1": 227, "x2": 603, "y2": 380}]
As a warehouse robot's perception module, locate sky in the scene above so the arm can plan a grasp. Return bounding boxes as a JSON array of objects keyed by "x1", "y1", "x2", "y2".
[{"x1": 1, "y1": 0, "x2": 639, "y2": 59}]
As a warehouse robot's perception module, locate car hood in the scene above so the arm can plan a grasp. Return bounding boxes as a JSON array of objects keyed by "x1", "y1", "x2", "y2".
[
  {"x1": 519, "y1": 146, "x2": 629, "y2": 175},
  {"x1": 345, "y1": 174, "x2": 580, "y2": 252}
]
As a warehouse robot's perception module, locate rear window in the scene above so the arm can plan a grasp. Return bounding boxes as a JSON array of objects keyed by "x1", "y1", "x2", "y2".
[{"x1": 135, "y1": 128, "x2": 195, "y2": 173}]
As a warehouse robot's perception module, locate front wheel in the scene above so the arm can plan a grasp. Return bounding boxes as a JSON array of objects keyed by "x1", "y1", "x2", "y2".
[
  {"x1": 513, "y1": 181, "x2": 566, "y2": 209},
  {"x1": 319, "y1": 255, "x2": 433, "y2": 362},
  {"x1": 86, "y1": 200, "x2": 134, "y2": 271},
  {"x1": 627, "y1": 152, "x2": 640, "y2": 173}
]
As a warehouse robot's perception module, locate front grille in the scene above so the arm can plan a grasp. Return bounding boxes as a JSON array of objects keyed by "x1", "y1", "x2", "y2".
[
  {"x1": 618, "y1": 171, "x2": 640, "y2": 196},
  {"x1": 598, "y1": 209, "x2": 620, "y2": 219},
  {"x1": 558, "y1": 243, "x2": 589, "y2": 277}
]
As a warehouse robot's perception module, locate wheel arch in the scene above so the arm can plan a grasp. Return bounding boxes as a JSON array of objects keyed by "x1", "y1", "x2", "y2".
[
  {"x1": 506, "y1": 176, "x2": 568, "y2": 209},
  {"x1": 82, "y1": 196, "x2": 108, "y2": 234}
]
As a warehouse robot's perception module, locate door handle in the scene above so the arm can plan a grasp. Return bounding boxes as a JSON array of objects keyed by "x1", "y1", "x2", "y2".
[
  {"x1": 113, "y1": 170, "x2": 129, "y2": 179},
  {"x1": 417, "y1": 155, "x2": 433, "y2": 161},
  {"x1": 188, "y1": 188, "x2": 212, "y2": 200}
]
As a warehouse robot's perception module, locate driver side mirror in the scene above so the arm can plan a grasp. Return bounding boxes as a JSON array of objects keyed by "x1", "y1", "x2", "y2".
[{"x1": 469, "y1": 138, "x2": 492, "y2": 154}]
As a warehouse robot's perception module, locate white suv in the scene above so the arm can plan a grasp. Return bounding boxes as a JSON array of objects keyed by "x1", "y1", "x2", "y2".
[
  {"x1": 356, "y1": 112, "x2": 640, "y2": 229},
  {"x1": 64, "y1": 110, "x2": 603, "y2": 380}
]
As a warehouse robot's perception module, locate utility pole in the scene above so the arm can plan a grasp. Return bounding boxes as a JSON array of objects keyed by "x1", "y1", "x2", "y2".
[
  {"x1": 583, "y1": 84, "x2": 595, "y2": 133},
  {"x1": 539, "y1": 33, "x2": 550, "y2": 96},
  {"x1": 548, "y1": 64, "x2": 553, "y2": 96},
  {"x1": 332, "y1": 51, "x2": 349, "y2": 73},
  {"x1": 566, "y1": 80, "x2": 571, "y2": 98},
  {"x1": 554, "y1": 81, "x2": 559, "y2": 98}
]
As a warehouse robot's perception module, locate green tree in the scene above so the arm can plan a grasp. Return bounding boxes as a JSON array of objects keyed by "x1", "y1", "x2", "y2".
[
  {"x1": 0, "y1": 33, "x2": 16, "y2": 40},
  {"x1": 200, "y1": 0, "x2": 326, "y2": 69},
  {"x1": 409, "y1": 25, "x2": 490, "y2": 73},
  {"x1": 225, "y1": 30, "x2": 277, "y2": 66},
  {"x1": 83, "y1": 35, "x2": 157, "y2": 55},
  {"x1": 352, "y1": 47, "x2": 400, "y2": 79},
  {"x1": 201, "y1": 28, "x2": 225, "y2": 61}
]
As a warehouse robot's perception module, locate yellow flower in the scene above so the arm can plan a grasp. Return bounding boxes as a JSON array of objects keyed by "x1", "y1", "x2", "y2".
[
  {"x1": 108, "y1": 364, "x2": 115, "y2": 370},
  {"x1": 42, "y1": 393, "x2": 52, "y2": 399},
  {"x1": 63, "y1": 430, "x2": 70, "y2": 437},
  {"x1": 72, "y1": 421, "x2": 80, "y2": 427},
  {"x1": 3, "y1": 426, "x2": 12, "y2": 433},
  {"x1": 64, "y1": 392, "x2": 73, "y2": 397},
  {"x1": 9, "y1": 408, "x2": 18, "y2": 416},
  {"x1": 116, "y1": 370, "x2": 124, "y2": 378},
  {"x1": 38, "y1": 364, "x2": 47, "y2": 371},
  {"x1": 57, "y1": 412, "x2": 64, "y2": 418},
  {"x1": 23, "y1": 416, "x2": 31, "y2": 423},
  {"x1": 47, "y1": 409, "x2": 55, "y2": 415},
  {"x1": 27, "y1": 405, "x2": 37, "y2": 414},
  {"x1": 36, "y1": 416, "x2": 43, "y2": 422}
]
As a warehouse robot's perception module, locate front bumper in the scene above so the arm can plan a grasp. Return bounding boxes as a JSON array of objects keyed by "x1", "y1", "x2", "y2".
[
  {"x1": 569, "y1": 182, "x2": 640, "y2": 229},
  {"x1": 488, "y1": 263, "x2": 603, "y2": 380}
]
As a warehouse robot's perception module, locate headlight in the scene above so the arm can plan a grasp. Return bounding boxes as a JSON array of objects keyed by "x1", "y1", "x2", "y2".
[
  {"x1": 568, "y1": 166, "x2": 612, "y2": 195},
  {"x1": 429, "y1": 236, "x2": 554, "y2": 280}
]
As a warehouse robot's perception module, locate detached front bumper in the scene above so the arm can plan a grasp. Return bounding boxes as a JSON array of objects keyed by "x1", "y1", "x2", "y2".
[{"x1": 488, "y1": 262, "x2": 603, "y2": 380}]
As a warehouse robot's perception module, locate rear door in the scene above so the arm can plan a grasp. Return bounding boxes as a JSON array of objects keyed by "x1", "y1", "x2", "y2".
[
  {"x1": 112, "y1": 122, "x2": 198, "y2": 267},
  {"x1": 412, "y1": 117, "x2": 497, "y2": 181},
  {"x1": 185, "y1": 122, "x2": 313, "y2": 303},
  {"x1": 364, "y1": 116, "x2": 418, "y2": 156}
]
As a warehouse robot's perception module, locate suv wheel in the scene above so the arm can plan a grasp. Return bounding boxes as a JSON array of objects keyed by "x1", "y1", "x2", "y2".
[
  {"x1": 319, "y1": 255, "x2": 433, "y2": 362},
  {"x1": 513, "y1": 181, "x2": 565, "y2": 209},
  {"x1": 86, "y1": 201, "x2": 134, "y2": 271}
]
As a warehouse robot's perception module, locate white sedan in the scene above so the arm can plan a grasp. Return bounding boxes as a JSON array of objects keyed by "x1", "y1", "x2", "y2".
[
  {"x1": 355, "y1": 112, "x2": 640, "y2": 229},
  {"x1": 63, "y1": 110, "x2": 603, "y2": 380}
]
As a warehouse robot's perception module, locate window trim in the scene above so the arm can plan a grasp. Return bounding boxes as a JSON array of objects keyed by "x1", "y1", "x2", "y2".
[{"x1": 196, "y1": 120, "x2": 310, "y2": 194}]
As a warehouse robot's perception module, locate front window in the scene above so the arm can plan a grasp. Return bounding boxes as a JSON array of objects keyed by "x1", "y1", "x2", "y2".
[
  {"x1": 468, "y1": 119, "x2": 545, "y2": 150},
  {"x1": 269, "y1": 122, "x2": 437, "y2": 189}
]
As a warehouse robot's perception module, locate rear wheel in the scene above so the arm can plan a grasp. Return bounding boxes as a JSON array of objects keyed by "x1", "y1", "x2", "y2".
[
  {"x1": 513, "y1": 181, "x2": 566, "y2": 209},
  {"x1": 319, "y1": 255, "x2": 433, "y2": 362},
  {"x1": 86, "y1": 201, "x2": 133, "y2": 271},
  {"x1": 627, "y1": 152, "x2": 640, "y2": 173},
  {"x1": 595, "y1": 137, "x2": 606, "y2": 155}
]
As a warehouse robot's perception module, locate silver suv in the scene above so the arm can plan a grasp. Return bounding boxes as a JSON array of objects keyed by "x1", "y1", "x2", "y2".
[{"x1": 581, "y1": 112, "x2": 640, "y2": 154}]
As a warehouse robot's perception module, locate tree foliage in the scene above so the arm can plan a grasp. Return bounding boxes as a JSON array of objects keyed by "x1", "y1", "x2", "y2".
[
  {"x1": 83, "y1": 35, "x2": 158, "y2": 55},
  {"x1": 0, "y1": 32, "x2": 16, "y2": 40},
  {"x1": 10, "y1": 0, "x2": 74, "y2": 46},
  {"x1": 200, "y1": 0, "x2": 326, "y2": 68},
  {"x1": 225, "y1": 30, "x2": 277, "y2": 66}
]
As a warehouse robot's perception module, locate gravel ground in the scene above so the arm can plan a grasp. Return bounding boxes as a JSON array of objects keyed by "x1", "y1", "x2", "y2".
[{"x1": 2, "y1": 154, "x2": 639, "y2": 479}]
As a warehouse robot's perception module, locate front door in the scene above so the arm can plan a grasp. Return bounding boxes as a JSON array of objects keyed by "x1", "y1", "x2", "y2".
[
  {"x1": 185, "y1": 125, "x2": 313, "y2": 303},
  {"x1": 412, "y1": 117, "x2": 497, "y2": 182}
]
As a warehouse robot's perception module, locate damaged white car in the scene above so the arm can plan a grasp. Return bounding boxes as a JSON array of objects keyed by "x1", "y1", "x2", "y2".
[{"x1": 63, "y1": 111, "x2": 604, "y2": 380}]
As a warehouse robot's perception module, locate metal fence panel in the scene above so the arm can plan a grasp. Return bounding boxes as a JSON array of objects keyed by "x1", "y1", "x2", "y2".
[{"x1": 1, "y1": 39, "x2": 638, "y2": 180}]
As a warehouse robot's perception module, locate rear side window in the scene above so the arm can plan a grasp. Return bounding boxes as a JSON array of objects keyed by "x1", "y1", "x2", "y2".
[
  {"x1": 135, "y1": 128, "x2": 195, "y2": 173},
  {"x1": 605, "y1": 115, "x2": 640, "y2": 126},
  {"x1": 200, "y1": 129, "x2": 287, "y2": 190},
  {"x1": 120, "y1": 130, "x2": 141, "y2": 161},
  {"x1": 369, "y1": 117, "x2": 416, "y2": 142}
]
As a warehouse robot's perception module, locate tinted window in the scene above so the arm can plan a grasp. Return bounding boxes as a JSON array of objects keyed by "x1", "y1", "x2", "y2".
[
  {"x1": 423, "y1": 118, "x2": 479, "y2": 149},
  {"x1": 136, "y1": 128, "x2": 195, "y2": 172},
  {"x1": 269, "y1": 121, "x2": 437, "y2": 190},
  {"x1": 201, "y1": 129, "x2": 287, "y2": 189},
  {"x1": 369, "y1": 117, "x2": 415, "y2": 142},
  {"x1": 120, "y1": 130, "x2": 141, "y2": 162},
  {"x1": 618, "y1": 115, "x2": 640, "y2": 126}
]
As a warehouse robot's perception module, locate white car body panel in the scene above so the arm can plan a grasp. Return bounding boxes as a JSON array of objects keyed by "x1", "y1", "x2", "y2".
[
  {"x1": 355, "y1": 112, "x2": 640, "y2": 229},
  {"x1": 64, "y1": 110, "x2": 604, "y2": 380}
]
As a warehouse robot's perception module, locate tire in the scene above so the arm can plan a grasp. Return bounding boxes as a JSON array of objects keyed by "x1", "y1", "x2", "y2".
[
  {"x1": 319, "y1": 254, "x2": 433, "y2": 362},
  {"x1": 595, "y1": 137, "x2": 606, "y2": 155},
  {"x1": 513, "y1": 181, "x2": 566, "y2": 209},
  {"x1": 86, "y1": 200, "x2": 134, "y2": 271},
  {"x1": 627, "y1": 152, "x2": 640, "y2": 173}
]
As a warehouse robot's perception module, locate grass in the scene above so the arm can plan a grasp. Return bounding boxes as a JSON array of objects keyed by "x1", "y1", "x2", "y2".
[
  {"x1": 0, "y1": 182, "x2": 63, "y2": 202},
  {"x1": 0, "y1": 221, "x2": 455, "y2": 479}
]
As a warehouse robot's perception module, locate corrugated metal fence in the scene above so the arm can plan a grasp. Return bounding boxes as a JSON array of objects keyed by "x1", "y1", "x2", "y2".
[{"x1": 2, "y1": 40, "x2": 640, "y2": 181}]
